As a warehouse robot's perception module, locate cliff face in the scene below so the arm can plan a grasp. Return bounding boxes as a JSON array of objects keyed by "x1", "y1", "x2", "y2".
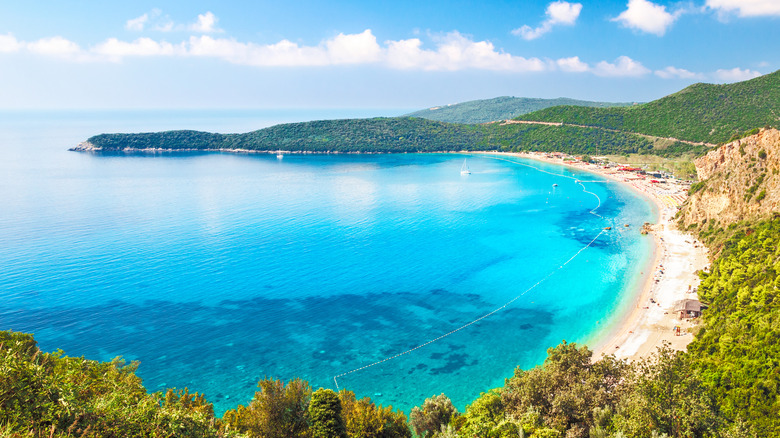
[{"x1": 679, "y1": 128, "x2": 780, "y2": 228}]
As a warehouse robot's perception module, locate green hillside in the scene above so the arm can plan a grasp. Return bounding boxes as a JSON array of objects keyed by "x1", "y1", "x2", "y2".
[
  {"x1": 84, "y1": 117, "x2": 701, "y2": 157},
  {"x1": 687, "y1": 219, "x2": 780, "y2": 436},
  {"x1": 517, "y1": 70, "x2": 780, "y2": 144},
  {"x1": 406, "y1": 96, "x2": 635, "y2": 124}
]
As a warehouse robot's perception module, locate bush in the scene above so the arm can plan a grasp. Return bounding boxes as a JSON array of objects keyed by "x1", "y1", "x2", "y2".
[
  {"x1": 309, "y1": 388, "x2": 346, "y2": 438},
  {"x1": 409, "y1": 394, "x2": 459, "y2": 437},
  {"x1": 222, "y1": 377, "x2": 311, "y2": 438},
  {"x1": 338, "y1": 390, "x2": 411, "y2": 438},
  {"x1": 688, "y1": 181, "x2": 706, "y2": 195}
]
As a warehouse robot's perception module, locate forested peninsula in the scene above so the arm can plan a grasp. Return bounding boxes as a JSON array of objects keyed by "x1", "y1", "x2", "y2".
[
  {"x1": 74, "y1": 70, "x2": 778, "y2": 158},
  {"x1": 77, "y1": 117, "x2": 684, "y2": 157},
  {"x1": 5, "y1": 70, "x2": 779, "y2": 436}
]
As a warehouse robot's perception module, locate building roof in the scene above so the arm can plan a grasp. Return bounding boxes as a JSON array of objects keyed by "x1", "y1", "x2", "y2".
[{"x1": 676, "y1": 299, "x2": 702, "y2": 312}]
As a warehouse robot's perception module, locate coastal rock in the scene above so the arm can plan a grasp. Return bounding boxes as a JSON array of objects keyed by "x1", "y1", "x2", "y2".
[
  {"x1": 679, "y1": 128, "x2": 780, "y2": 228},
  {"x1": 69, "y1": 141, "x2": 101, "y2": 152}
]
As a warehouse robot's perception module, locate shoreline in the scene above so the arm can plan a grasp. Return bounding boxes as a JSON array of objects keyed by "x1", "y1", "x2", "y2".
[
  {"x1": 70, "y1": 142, "x2": 480, "y2": 155},
  {"x1": 479, "y1": 151, "x2": 709, "y2": 361}
]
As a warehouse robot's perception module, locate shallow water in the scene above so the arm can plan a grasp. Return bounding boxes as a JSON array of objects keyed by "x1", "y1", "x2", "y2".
[{"x1": 0, "y1": 110, "x2": 655, "y2": 414}]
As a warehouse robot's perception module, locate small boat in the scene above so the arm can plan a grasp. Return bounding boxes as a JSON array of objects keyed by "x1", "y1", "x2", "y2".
[
  {"x1": 552, "y1": 183, "x2": 558, "y2": 187},
  {"x1": 460, "y1": 158, "x2": 471, "y2": 175},
  {"x1": 276, "y1": 151, "x2": 284, "y2": 159}
]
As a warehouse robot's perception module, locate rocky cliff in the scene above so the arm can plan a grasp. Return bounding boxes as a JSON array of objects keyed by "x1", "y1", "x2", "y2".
[{"x1": 679, "y1": 128, "x2": 780, "y2": 229}]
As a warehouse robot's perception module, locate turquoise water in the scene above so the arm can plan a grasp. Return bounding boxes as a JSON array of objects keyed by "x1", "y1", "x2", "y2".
[{"x1": 0, "y1": 110, "x2": 655, "y2": 415}]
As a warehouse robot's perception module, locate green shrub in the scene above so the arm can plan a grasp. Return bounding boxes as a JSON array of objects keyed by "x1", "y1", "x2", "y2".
[{"x1": 309, "y1": 388, "x2": 346, "y2": 438}]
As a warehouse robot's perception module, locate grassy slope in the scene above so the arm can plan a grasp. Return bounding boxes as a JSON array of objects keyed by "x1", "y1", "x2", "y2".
[
  {"x1": 517, "y1": 70, "x2": 780, "y2": 144},
  {"x1": 405, "y1": 96, "x2": 635, "y2": 124}
]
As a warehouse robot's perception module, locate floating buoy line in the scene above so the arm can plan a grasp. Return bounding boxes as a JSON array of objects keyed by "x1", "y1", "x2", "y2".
[{"x1": 332, "y1": 154, "x2": 611, "y2": 391}]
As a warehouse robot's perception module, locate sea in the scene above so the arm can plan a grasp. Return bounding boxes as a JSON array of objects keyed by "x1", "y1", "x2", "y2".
[{"x1": 0, "y1": 109, "x2": 656, "y2": 415}]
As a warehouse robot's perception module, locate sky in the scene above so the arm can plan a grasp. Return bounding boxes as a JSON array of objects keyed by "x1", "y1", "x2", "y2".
[{"x1": 0, "y1": 0, "x2": 778, "y2": 111}]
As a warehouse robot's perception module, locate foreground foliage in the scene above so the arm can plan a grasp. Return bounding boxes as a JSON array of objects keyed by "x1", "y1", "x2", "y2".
[
  {"x1": 434, "y1": 342, "x2": 717, "y2": 438},
  {"x1": 0, "y1": 332, "x2": 410, "y2": 437},
  {"x1": 0, "y1": 331, "x2": 219, "y2": 437}
]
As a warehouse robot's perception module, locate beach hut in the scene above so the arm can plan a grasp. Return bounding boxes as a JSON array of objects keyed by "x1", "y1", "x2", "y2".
[{"x1": 676, "y1": 299, "x2": 703, "y2": 319}]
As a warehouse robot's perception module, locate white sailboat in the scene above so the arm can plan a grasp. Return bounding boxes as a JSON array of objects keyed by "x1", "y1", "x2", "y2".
[
  {"x1": 460, "y1": 158, "x2": 471, "y2": 175},
  {"x1": 276, "y1": 150, "x2": 284, "y2": 159}
]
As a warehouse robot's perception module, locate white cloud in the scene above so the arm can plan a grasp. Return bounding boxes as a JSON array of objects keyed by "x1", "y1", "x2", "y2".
[
  {"x1": 124, "y1": 9, "x2": 220, "y2": 33},
  {"x1": 513, "y1": 1, "x2": 583, "y2": 40},
  {"x1": 0, "y1": 33, "x2": 22, "y2": 53},
  {"x1": 613, "y1": 0, "x2": 681, "y2": 36},
  {"x1": 326, "y1": 30, "x2": 382, "y2": 64},
  {"x1": 706, "y1": 0, "x2": 780, "y2": 17},
  {"x1": 186, "y1": 30, "x2": 546, "y2": 71},
  {"x1": 593, "y1": 56, "x2": 650, "y2": 77},
  {"x1": 187, "y1": 31, "x2": 381, "y2": 67},
  {"x1": 189, "y1": 11, "x2": 221, "y2": 33},
  {"x1": 547, "y1": 1, "x2": 583, "y2": 24},
  {"x1": 188, "y1": 36, "x2": 318, "y2": 66},
  {"x1": 714, "y1": 67, "x2": 762, "y2": 82},
  {"x1": 384, "y1": 38, "x2": 435, "y2": 70},
  {"x1": 93, "y1": 38, "x2": 184, "y2": 60},
  {"x1": 387, "y1": 32, "x2": 546, "y2": 71},
  {"x1": 126, "y1": 13, "x2": 149, "y2": 31},
  {"x1": 654, "y1": 66, "x2": 701, "y2": 79},
  {"x1": 556, "y1": 56, "x2": 589, "y2": 72},
  {"x1": 126, "y1": 9, "x2": 164, "y2": 31},
  {"x1": 0, "y1": 28, "x2": 672, "y2": 80},
  {"x1": 26, "y1": 36, "x2": 83, "y2": 58},
  {"x1": 154, "y1": 21, "x2": 175, "y2": 32},
  {"x1": 513, "y1": 25, "x2": 545, "y2": 40}
]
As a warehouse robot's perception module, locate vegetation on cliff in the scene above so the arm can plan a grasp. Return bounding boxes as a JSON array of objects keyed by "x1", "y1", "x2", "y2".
[
  {"x1": 687, "y1": 218, "x2": 780, "y2": 436},
  {"x1": 516, "y1": 70, "x2": 780, "y2": 144},
  {"x1": 678, "y1": 128, "x2": 780, "y2": 232},
  {"x1": 405, "y1": 96, "x2": 635, "y2": 124}
]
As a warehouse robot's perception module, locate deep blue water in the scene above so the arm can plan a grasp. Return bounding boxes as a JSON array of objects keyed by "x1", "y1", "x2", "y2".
[{"x1": 0, "y1": 110, "x2": 655, "y2": 415}]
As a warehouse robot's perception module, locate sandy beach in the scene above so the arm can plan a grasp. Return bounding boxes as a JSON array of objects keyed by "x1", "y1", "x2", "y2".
[{"x1": 481, "y1": 151, "x2": 710, "y2": 361}]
